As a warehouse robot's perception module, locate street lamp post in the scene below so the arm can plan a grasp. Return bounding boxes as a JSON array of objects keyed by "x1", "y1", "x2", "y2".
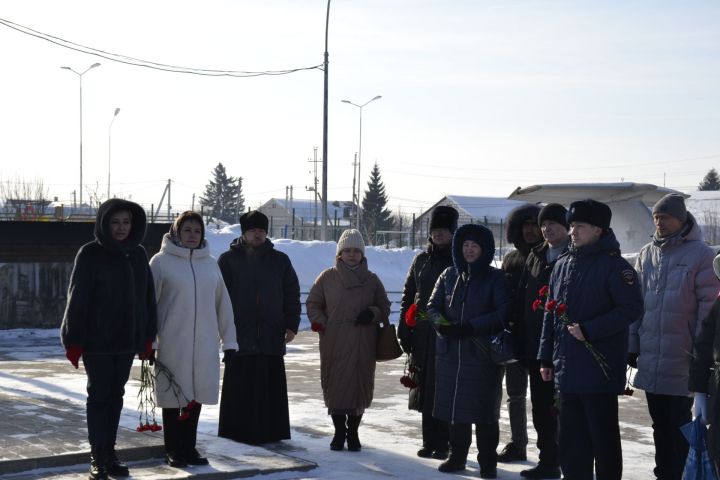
[
  {"x1": 108, "y1": 108, "x2": 121, "y2": 200},
  {"x1": 341, "y1": 95, "x2": 382, "y2": 230},
  {"x1": 321, "y1": 0, "x2": 331, "y2": 241},
  {"x1": 61, "y1": 62, "x2": 101, "y2": 209}
]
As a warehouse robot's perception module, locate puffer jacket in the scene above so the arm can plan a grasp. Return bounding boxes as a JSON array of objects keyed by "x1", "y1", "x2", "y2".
[
  {"x1": 217, "y1": 237, "x2": 301, "y2": 356},
  {"x1": 630, "y1": 215, "x2": 719, "y2": 396},
  {"x1": 306, "y1": 257, "x2": 391, "y2": 410},
  {"x1": 397, "y1": 242, "x2": 453, "y2": 412},
  {"x1": 150, "y1": 234, "x2": 238, "y2": 407},
  {"x1": 538, "y1": 229, "x2": 643, "y2": 394},
  {"x1": 61, "y1": 199, "x2": 157, "y2": 354},
  {"x1": 689, "y1": 295, "x2": 720, "y2": 460},
  {"x1": 428, "y1": 223, "x2": 512, "y2": 424}
]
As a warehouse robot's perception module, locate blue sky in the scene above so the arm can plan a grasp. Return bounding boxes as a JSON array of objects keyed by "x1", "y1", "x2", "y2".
[{"x1": 1, "y1": 0, "x2": 719, "y2": 215}]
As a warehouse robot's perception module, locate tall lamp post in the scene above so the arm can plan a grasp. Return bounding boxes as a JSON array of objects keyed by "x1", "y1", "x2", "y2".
[
  {"x1": 107, "y1": 108, "x2": 121, "y2": 200},
  {"x1": 341, "y1": 95, "x2": 382, "y2": 230},
  {"x1": 61, "y1": 62, "x2": 101, "y2": 209},
  {"x1": 321, "y1": 0, "x2": 331, "y2": 241}
]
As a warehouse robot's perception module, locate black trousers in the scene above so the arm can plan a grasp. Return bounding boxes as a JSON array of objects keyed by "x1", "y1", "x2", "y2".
[
  {"x1": 448, "y1": 422, "x2": 499, "y2": 467},
  {"x1": 504, "y1": 361, "x2": 528, "y2": 448},
  {"x1": 527, "y1": 360, "x2": 559, "y2": 467},
  {"x1": 163, "y1": 404, "x2": 202, "y2": 455},
  {"x1": 422, "y1": 409, "x2": 449, "y2": 452},
  {"x1": 83, "y1": 353, "x2": 135, "y2": 449},
  {"x1": 559, "y1": 393, "x2": 622, "y2": 480},
  {"x1": 646, "y1": 392, "x2": 693, "y2": 480}
]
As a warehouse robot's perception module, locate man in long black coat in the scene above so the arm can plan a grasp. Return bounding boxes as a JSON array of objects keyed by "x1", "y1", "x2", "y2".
[
  {"x1": 398, "y1": 205, "x2": 458, "y2": 459},
  {"x1": 499, "y1": 203, "x2": 542, "y2": 463},
  {"x1": 217, "y1": 210, "x2": 301, "y2": 444}
]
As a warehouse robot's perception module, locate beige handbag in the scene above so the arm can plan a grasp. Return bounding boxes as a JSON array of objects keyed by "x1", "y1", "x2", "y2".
[{"x1": 376, "y1": 318, "x2": 402, "y2": 362}]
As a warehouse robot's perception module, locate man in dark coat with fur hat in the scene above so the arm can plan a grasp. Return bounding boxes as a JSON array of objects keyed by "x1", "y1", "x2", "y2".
[
  {"x1": 538, "y1": 199, "x2": 643, "y2": 479},
  {"x1": 217, "y1": 210, "x2": 301, "y2": 444},
  {"x1": 498, "y1": 203, "x2": 542, "y2": 463},
  {"x1": 399, "y1": 205, "x2": 458, "y2": 460}
]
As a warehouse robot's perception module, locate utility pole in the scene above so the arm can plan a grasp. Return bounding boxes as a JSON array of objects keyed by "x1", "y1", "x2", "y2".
[
  {"x1": 191, "y1": 193, "x2": 195, "y2": 211},
  {"x1": 351, "y1": 152, "x2": 358, "y2": 229}
]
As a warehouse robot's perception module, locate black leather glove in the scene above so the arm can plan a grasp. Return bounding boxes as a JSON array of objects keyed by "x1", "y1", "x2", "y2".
[
  {"x1": 437, "y1": 323, "x2": 474, "y2": 338},
  {"x1": 627, "y1": 352, "x2": 638, "y2": 368},
  {"x1": 222, "y1": 349, "x2": 237, "y2": 363},
  {"x1": 355, "y1": 308, "x2": 375, "y2": 326}
]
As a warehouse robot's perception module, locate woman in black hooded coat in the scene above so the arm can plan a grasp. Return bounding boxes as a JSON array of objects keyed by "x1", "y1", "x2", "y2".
[
  {"x1": 61, "y1": 199, "x2": 157, "y2": 480},
  {"x1": 428, "y1": 223, "x2": 512, "y2": 478}
]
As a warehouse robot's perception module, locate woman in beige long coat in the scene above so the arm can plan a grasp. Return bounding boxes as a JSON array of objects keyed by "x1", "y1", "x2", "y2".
[{"x1": 306, "y1": 229, "x2": 391, "y2": 452}]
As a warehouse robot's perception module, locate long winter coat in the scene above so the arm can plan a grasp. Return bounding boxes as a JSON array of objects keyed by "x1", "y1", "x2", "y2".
[
  {"x1": 428, "y1": 223, "x2": 512, "y2": 424},
  {"x1": 218, "y1": 238, "x2": 301, "y2": 356},
  {"x1": 306, "y1": 257, "x2": 391, "y2": 411},
  {"x1": 538, "y1": 230, "x2": 644, "y2": 394},
  {"x1": 150, "y1": 234, "x2": 238, "y2": 407},
  {"x1": 630, "y1": 215, "x2": 719, "y2": 396},
  {"x1": 689, "y1": 295, "x2": 720, "y2": 461},
  {"x1": 61, "y1": 199, "x2": 157, "y2": 354},
  {"x1": 517, "y1": 241, "x2": 568, "y2": 360},
  {"x1": 397, "y1": 243, "x2": 454, "y2": 412}
]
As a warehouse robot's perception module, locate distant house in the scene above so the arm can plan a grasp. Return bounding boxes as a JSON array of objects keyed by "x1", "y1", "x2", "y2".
[
  {"x1": 414, "y1": 195, "x2": 530, "y2": 252},
  {"x1": 256, "y1": 198, "x2": 356, "y2": 240}
]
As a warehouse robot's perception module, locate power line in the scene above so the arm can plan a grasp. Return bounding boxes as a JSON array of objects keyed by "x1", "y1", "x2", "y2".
[{"x1": 0, "y1": 17, "x2": 323, "y2": 77}]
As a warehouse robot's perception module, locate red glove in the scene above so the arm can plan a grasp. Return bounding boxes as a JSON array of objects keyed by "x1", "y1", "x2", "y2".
[
  {"x1": 66, "y1": 345, "x2": 84, "y2": 369},
  {"x1": 138, "y1": 340, "x2": 154, "y2": 361},
  {"x1": 311, "y1": 322, "x2": 325, "y2": 333}
]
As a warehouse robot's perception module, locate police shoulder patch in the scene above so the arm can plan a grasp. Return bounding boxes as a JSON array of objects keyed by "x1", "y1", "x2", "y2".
[{"x1": 621, "y1": 269, "x2": 636, "y2": 285}]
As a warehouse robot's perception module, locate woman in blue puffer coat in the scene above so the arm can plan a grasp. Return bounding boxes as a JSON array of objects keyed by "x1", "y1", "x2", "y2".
[{"x1": 427, "y1": 223, "x2": 512, "y2": 479}]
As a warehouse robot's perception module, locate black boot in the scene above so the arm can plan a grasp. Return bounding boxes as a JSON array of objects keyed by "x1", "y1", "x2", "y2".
[
  {"x1": 346, "y1": 415, "x2": 362, "y2": 452},
  {"x1": 105, "y1": 445, "x2": 129, "y2": 477},
  {"x1": 330, "y1": 415, "x2": 347, "y2": 451},
  {"x1": 89, "y1": 446, "x2": 108, "y2": 480},
  {"x1": 181, "y1": 404, "x2": 208, "y2": 465},
  {"x1": 163, "y1": 408, "x2": 188, "y2": 468}
]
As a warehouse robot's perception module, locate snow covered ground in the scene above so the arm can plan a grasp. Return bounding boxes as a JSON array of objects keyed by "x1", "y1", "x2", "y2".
[{"x1": 0, "y1": 229, "x2": 661, "y2": 478}]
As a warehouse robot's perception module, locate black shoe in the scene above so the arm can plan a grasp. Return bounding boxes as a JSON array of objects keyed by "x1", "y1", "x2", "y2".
[
  {"x1": 497, "y1": 442, "x2": 527, "y2": 462},
  {"x1": 346, "y1": 433, "x2": 361, "y2": 452},
  {"x1": 89, "y1": 447, "x2": 108, "y2": 480},
  {"x1": 438, "y1": 457, "x2": 466, "y2": 473},
  {"x1": 184, "y1": 448, "x2": 209, "y2": 466},
  {"x1": 480, "y1": 465, "x2": 497, "y2": 479},
  {"x1": 346, "y1": 415, "x2": 362, "y2": 452},
  {"x1": 104, "y1": 448, "x2": 129, "y2": 477},
  {"x1": 165, "y1": 452, "x2": 188, "y2": 468},
  {"x1": 417, "y1": 447, "x2": 434, "y2": 458},
  {"x1": 431, "y1": 450, "x2": 449, "y2": 460},
  {"x1": 521, "y1": 463, "x2": 562, "y2": 479}
]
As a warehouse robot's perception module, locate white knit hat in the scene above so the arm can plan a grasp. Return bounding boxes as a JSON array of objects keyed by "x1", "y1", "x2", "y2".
[{"x1": 337, "y1": 229, "x2": 365, "y2": 255}]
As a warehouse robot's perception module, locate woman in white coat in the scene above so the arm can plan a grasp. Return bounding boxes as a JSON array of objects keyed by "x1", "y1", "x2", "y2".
[{"x1": 150, "y1": 211, "x2": 237, "y2": 467}]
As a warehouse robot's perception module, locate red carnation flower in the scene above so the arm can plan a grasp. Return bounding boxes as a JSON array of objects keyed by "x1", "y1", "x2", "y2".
[
  {"x1": 405, "y1": 304, "x2": 418, "y2": 327},
  {"x1": 178, "y1": 411, "x2": 190, "y2": 421},
  {"x1": 623, "y1": 387, "x2": 634, "y2": 396},
  {"x1": 186, "y1": 400, "x2": 198, "y2": 410},
  {"x1": 539, "y1": 285, "x2": 550, "y2": 297},
  {"x1": 546, "y1": 300, "x2": 558, "y2": 312},
  {"x1": 311, "y1": 322, "x2": 325, "y2": 333},
  {"x1": 555, "y1": 303, "x2": 567, "y2": 315},
  {"x1": 149, "y1": 423, "x2": 163, "y2": 432},
  {"x1": 532, "y1": 299, "x2": 544, "y2": 312}
]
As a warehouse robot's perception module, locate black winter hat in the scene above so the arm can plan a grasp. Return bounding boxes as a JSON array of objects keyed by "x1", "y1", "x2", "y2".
[
  {"x1": 567, "y1": 199, "x2": 612, "y2": 231},
  {"x1": 429, "y1": 205, "x2": 459, "y2": 233},
  {"x1": 538, "y1": 203, "x2": 569, "y2": 230},
  {"x1": 240, "y1": 210, "x2": 269, "y2": 233}
]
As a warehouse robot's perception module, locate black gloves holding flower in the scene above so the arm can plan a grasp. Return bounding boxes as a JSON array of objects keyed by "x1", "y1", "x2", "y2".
[{"x1": 437, "y1": 323, "x2": 475, "y2": 339}]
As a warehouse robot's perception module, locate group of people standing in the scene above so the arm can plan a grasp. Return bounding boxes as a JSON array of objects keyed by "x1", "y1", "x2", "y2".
[
  {"x1": 399, "y1": 194, "x2": 720, "y2": 480},
  {"x1": 61, "y1": 203, "x2": 302, "y2": 479},
  {"x1": 59, "y1": 193, "x2": 720, "y2": 480}
]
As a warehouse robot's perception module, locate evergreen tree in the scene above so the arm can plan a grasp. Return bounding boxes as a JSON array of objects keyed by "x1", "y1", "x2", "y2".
[
  {"x1": 200, "y1": 163, "x2": 243, "y2": 223},
  {"x1": 361, "y1": 162, "x2": 394, "y2": 243},
  {"x1": 699, "y1": 168, "x2": 720, "y2": 191}
]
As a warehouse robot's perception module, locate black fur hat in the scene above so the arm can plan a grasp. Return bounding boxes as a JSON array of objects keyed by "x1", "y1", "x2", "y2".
[
  {"x1": 538, "y1": 203, "x2": 568, "y2": 229},
  {"x1": 505, "y1": 204, "x2": 541, "y2": 245},
  {"x1": 240, "y1": 210, "x2": 269, "y2": 233},
  {"x1": 567, "y1": 199, "x2": 612, "y2": 231},
  {"x1": 429, "y1": 206, "x2": 459, "y2": 233}
]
